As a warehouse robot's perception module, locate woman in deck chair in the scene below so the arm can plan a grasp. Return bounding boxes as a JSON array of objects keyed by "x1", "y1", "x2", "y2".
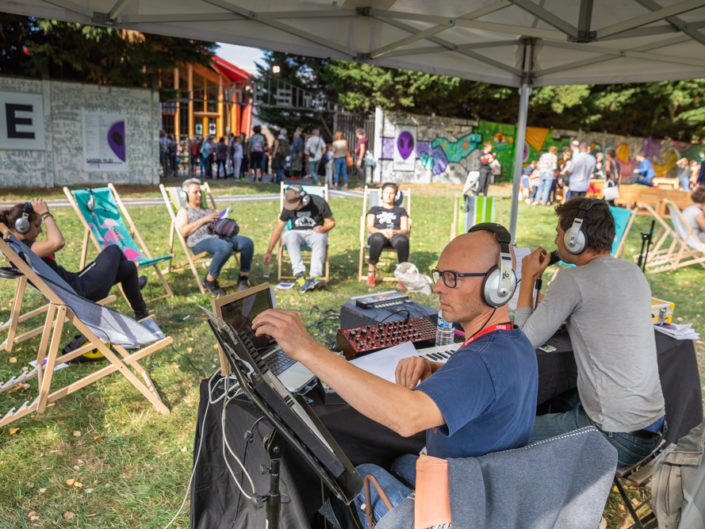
[
  {"x1": 175, "y1": 178, "x2": 254, "y2": 296},
  {"x1": 1, "y1": 199, "x2": 149, "y2": 320},
  {"x1": 682, "y1": 186, "x2": 705, "y2": 243},
  {"x1": 365, "y1": 182, "x2": 410, "y2": 286}
]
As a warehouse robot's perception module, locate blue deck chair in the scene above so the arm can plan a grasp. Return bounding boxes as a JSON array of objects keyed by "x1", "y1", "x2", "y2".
[
  {"x1": 0, "y1": 225, "x2": 170, "y2": 428},
  {"x1": 63, "y1": 184, "x2": 173, "y2": 302}
]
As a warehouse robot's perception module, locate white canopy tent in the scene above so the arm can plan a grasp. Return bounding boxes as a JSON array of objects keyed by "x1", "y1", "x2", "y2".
[{"x1": 4, "y1": 0, "x2": 705, "y2": 237}]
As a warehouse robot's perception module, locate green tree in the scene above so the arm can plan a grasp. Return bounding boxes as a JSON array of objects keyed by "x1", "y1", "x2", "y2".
[{"x1": 0, "y1": 14, "x2": 215, "y2": 98}]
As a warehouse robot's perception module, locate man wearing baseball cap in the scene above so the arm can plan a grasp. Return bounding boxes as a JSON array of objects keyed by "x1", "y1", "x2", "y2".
[{"x1": 262, "y1": 184, "x2": 335, "y2": 292}]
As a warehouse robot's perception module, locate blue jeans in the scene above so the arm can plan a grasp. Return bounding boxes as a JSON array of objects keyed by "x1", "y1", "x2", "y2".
[
  {"x1": 537, "y1": 173, "x2": 554, "y2": 203},
  {"x1": 680, "y1": 175, "x2": 690, "y2": 191},
  {"x1": 309, "y1": 159, "x2": 320, "y2": 184},
  {"x1": 274, "y1": 167, "x2": 285, "y2": 184},
  {"x1": 334, "y1": 157, "x2": 348, "y2": 186},
  {"x1": 191, "y1": 235, "x2": 253, "y2": 278},
  {"x1": 529, "y1": 402, "x2": 662, "y2": 467},
  {"x1": 354, "y1": 464, "x2": 412, "y2": 529}
]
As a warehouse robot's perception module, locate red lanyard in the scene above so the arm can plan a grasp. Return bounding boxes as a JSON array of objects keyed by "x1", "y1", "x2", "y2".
[{"x1": 461, "y1": 323, "x2": 515, "y2": 348}]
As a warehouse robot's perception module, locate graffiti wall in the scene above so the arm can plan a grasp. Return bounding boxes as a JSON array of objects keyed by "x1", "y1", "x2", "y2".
[{"x1": 376, "y1": 110, "x2": 704, "y2": 184}]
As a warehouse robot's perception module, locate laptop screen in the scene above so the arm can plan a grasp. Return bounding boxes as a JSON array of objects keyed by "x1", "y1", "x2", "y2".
[{"x1": 213, "y1": 283, "x2": 276, "y2": 352}]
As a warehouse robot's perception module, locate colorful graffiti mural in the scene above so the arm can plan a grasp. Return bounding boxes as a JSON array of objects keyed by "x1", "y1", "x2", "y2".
[{"x1": 379, "y1": 113, "x2": 705, "y2": 182}]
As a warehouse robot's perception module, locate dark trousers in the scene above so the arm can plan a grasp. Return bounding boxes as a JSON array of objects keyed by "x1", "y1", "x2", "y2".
[
  {"x1": 478, "y1": 166, "x2": 492, "y2": 196},
  {"x1": 368, "y1": 233, "x2": 409, "y2": 265},
  {"x1": 74, "y1": 245, "x2": 147, "y2": 316}
]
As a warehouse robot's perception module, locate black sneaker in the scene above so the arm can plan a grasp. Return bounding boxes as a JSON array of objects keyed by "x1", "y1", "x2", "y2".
[
  {"x1": 237, "y1": 276, "x2": 252, "y2": 291},
  {"x1": 138, "y1": 276, "x2": 148, "y2": 290},
  {"x1": 202, "y1": 276, "x2": 225, "y2": 296}
]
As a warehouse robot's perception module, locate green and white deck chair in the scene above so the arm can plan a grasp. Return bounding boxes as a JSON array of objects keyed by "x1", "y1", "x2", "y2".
[
  {"x1": 0, "y1": 225, "x2": 171, "y2": 428},
  {"x1": 63, "y1": 184, "x2": 173, "y2": 302},
  {"x1": 450, "y1": 194, "x2": 497, "y2": 240},
  {"x1": 279, "y1": 182, "x2": 331, "y2": 281},
  {"x1": 159, "y1": 182, "x2": 238, "y2": 294},
  {"x1": 357, "y1": 185, "x2": 411, "y2": 282}
]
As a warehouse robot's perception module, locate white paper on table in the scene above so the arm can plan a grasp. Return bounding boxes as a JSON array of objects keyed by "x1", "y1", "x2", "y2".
[
  {"x1": 350, "y1": 341, "x2": 418, "y2": 384},
  {"x1": 654, "y1": 322, "x2": 699, "y2": 340}
]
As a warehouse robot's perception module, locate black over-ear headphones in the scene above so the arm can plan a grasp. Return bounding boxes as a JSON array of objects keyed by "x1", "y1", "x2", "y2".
[
  {"x1": 287, "y1": 184, "x2": 310, "y2": 207},
  {"x1": 378, "y1": 182, "x2": 403, "y2": 206},
  {"x1": 563, "y1": 199, "x2": 599, "y2": 255},
  {"x1": 467, "y1": 222, "x2": 517, "y2": 307},
  {"x1": 14, "y1": 202, "x2": 33, "y2": 234}
]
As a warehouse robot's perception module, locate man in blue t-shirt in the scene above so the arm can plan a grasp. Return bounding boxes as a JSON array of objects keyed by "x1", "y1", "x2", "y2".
[{"x1": 253, "y1": 226, "x2": 538, "y2": 528}]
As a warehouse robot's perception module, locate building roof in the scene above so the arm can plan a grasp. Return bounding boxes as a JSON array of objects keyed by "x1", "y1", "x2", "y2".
[{"x1": 211, "y1": 56, "x2": 252, "y2": 83}]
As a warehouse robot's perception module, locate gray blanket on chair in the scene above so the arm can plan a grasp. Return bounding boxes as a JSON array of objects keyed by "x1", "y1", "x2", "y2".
[{"x1": 377, "y1": 426, "x2": 617, "y2": 529}]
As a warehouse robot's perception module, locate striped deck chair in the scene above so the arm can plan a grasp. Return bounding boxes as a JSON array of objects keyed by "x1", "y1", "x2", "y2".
[
  {"x1": 159, "y1": 182, "x2": 238, "y2": 294},
  {"x1": 63, "y1": 184, "x2": 173, "y2": 302},
  {"x1": 357, "y1": 185, "x2": 410, "y2": 282},
  {"x1": 640, "y1": 199, "x2": 705, "y2": 273},
  {"x1": 0, "y1": 224, "x2": 170, "y2": 427},
  {"x1": 450, "y1": 194, "x2": 496, "y2": 240}
]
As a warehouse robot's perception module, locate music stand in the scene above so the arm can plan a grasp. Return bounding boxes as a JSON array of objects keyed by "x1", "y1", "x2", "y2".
[{"x1": 204, "y1": 311, "x2": 362, "y2": 524}]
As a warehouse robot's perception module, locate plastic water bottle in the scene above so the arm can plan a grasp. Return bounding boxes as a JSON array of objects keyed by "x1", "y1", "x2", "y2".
[
  {"x1": 435, "y1": 310, "x2": 454, "y2": 346},
  {"x1": 263, "y1": 262, "x2": 271, "y2": 279}
]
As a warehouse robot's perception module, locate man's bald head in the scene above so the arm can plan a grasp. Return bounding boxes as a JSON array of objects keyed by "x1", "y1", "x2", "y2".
[{"x1": 440, "y1": 231, "x2": 507, "y2": 273}]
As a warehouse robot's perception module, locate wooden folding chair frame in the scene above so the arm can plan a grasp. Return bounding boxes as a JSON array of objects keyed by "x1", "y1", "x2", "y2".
[
  {"x1": 63, "y1": 183, "x2": 173, "y2": 302},
  {"x1": 1, "y1": 268, "x2": 115, "y2": 354},
  {"x1": 638, "y1": 199, "x2": 705, "y2": 273},
  {"x1": 159, "y1": 182, "x2": 238, "y2": 294},
  {"x1": 357, "y1": 185, "x2": 411, "y2": 282},
  {"x1": 0, "y1": 225, "x2": 171, "y2": 427},
  {"x1": 277, "y1": 182, "x2": 330, "y2": 282}
]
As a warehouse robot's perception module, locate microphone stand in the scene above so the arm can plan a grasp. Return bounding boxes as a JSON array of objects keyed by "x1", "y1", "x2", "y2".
[{"x1": 637, "y1": 220, "x2": 655, "y2": 272}]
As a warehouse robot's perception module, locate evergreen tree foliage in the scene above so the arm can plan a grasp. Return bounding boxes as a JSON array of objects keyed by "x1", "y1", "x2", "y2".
[{"x1": 0, "y1": 14, "x2": 215, "y2": 98}]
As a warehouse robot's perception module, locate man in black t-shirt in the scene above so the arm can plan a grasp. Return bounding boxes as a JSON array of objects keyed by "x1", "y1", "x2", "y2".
[{"x1": 263, "y1": 185, "x2": 335, "y2": 292}]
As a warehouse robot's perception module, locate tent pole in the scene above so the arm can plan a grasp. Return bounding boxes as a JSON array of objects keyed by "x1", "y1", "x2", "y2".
[{"x1": 509, "y1": 39, "x2": 534, "y2": 243}]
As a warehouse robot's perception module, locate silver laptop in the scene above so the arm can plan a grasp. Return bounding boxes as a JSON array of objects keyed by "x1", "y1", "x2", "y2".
[{"x1": 213, "y1": 283, "x2": 317, "y2": 393}]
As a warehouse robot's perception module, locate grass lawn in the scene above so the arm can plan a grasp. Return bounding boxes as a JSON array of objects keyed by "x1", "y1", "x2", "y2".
[{"x1": 1, "y1": 180, "x2": 703, "y2": 528}]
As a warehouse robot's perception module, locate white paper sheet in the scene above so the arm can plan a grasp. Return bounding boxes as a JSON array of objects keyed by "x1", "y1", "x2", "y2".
[{"x1": 350, "y1": 341, "x2": 418, "y2": 383}]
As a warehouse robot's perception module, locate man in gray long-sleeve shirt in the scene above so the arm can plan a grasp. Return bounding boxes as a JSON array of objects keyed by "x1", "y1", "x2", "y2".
[
  {"x1": 515, "y1": 198, "x2": 665, "y2": 466},
  {"x1": 565, "y1": 142, "x2": 595, "y2": 198}
]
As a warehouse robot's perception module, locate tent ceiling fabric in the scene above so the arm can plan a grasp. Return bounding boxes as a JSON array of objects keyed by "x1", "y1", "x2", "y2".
[{"x1": 3, "y1": 0, "x2": 705, "y2": 87}]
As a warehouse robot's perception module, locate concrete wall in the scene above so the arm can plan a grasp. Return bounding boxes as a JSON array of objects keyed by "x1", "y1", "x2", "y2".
[
  {"x1": 0, "y1": 77, "x2": 159, "y2": 188},
  {"x1": 374, "y1": 109, "x2": 705, "y2": 184}
]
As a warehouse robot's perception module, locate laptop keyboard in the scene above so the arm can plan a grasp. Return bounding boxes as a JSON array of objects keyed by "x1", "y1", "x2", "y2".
[{"x1": 265, "y1": 348, "x2": 296, "y2": 375}]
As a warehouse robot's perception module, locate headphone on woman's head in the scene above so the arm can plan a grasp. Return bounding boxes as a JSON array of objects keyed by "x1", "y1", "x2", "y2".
[
  {"x1": 180, "y1": 178, "x2": 202, "y2": 206},
  {"x1": 378, "y1": 182, "x2": 403, "y2": 205},
  {"x1": 467, "y1": 222, "x2": 517, "y2": 308},
  {"x1": 563, "y1": 199, "x2": 599, "y2": 255},
  {"x1": 14, "y1": 202, "x2": 33, "y2": 234},
  {"x1": 287, "y1": 184, "x2": 310, "y2": 207}
]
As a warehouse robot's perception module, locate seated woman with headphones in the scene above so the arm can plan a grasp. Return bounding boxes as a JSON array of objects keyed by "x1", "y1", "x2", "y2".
[
  {"x1": 175, "y1": 178, "x2": 254, "y2": 296},
  {"x1": 365, "y1": 182, "x2": 410, "y2": 286},
  {"x1": 0, "y1": 198, "x2": 150, "y2": 320}
]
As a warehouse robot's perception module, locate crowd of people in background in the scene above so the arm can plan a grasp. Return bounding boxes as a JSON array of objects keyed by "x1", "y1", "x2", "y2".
[
  {"x1": 521, "y1": 138, "x2": 705, "y2": 206},
  {"x1": 159, "y1": 126, "x2": 370, "y2": 188}
]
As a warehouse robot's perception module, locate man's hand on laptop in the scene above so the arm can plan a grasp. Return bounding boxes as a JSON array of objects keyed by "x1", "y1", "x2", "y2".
[{"x1": 252, "y1": 308, "x2": 322, "y2": 361}]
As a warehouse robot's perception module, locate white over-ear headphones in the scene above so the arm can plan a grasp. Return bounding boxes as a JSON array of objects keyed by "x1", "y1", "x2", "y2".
[
  {"x1": 14, "y1": 202, "x2": 33, "y2": 234},
  {"x1": 378, "y1": 183, "x2": 403, "y2": 206},
  {"x1": 467, "y1": 222, "x2": 517, "y2": 307},
  {"x1": 286, "y1": 184, "x2": 310, "y2": 207},
  {"x1": 563, "y1": 199, "x2": 599, "y2": 255},
  {"x1": 181, "y1": 178, "x2": 202, "y2": 206}
]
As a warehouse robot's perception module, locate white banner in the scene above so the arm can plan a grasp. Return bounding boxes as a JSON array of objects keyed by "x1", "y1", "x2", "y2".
[
  {"x1": 393, "y1": 126, "x2": 416, "y2": 171},
  {"x1": 0, "y1": 91, "x2": 45, "y2": 150},
  {"x1": 82, "y1": 108, "x2": 127, "y2": 172}
]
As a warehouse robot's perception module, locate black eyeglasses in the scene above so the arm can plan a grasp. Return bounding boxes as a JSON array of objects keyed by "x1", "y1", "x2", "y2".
[{"x1": 431, "y1": 268, "x2": 487, "y2": 288}]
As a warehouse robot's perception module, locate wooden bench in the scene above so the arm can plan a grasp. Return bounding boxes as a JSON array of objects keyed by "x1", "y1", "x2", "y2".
[{"x1": 614, "y1": 185, "x2": 691, "y2": 216}]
